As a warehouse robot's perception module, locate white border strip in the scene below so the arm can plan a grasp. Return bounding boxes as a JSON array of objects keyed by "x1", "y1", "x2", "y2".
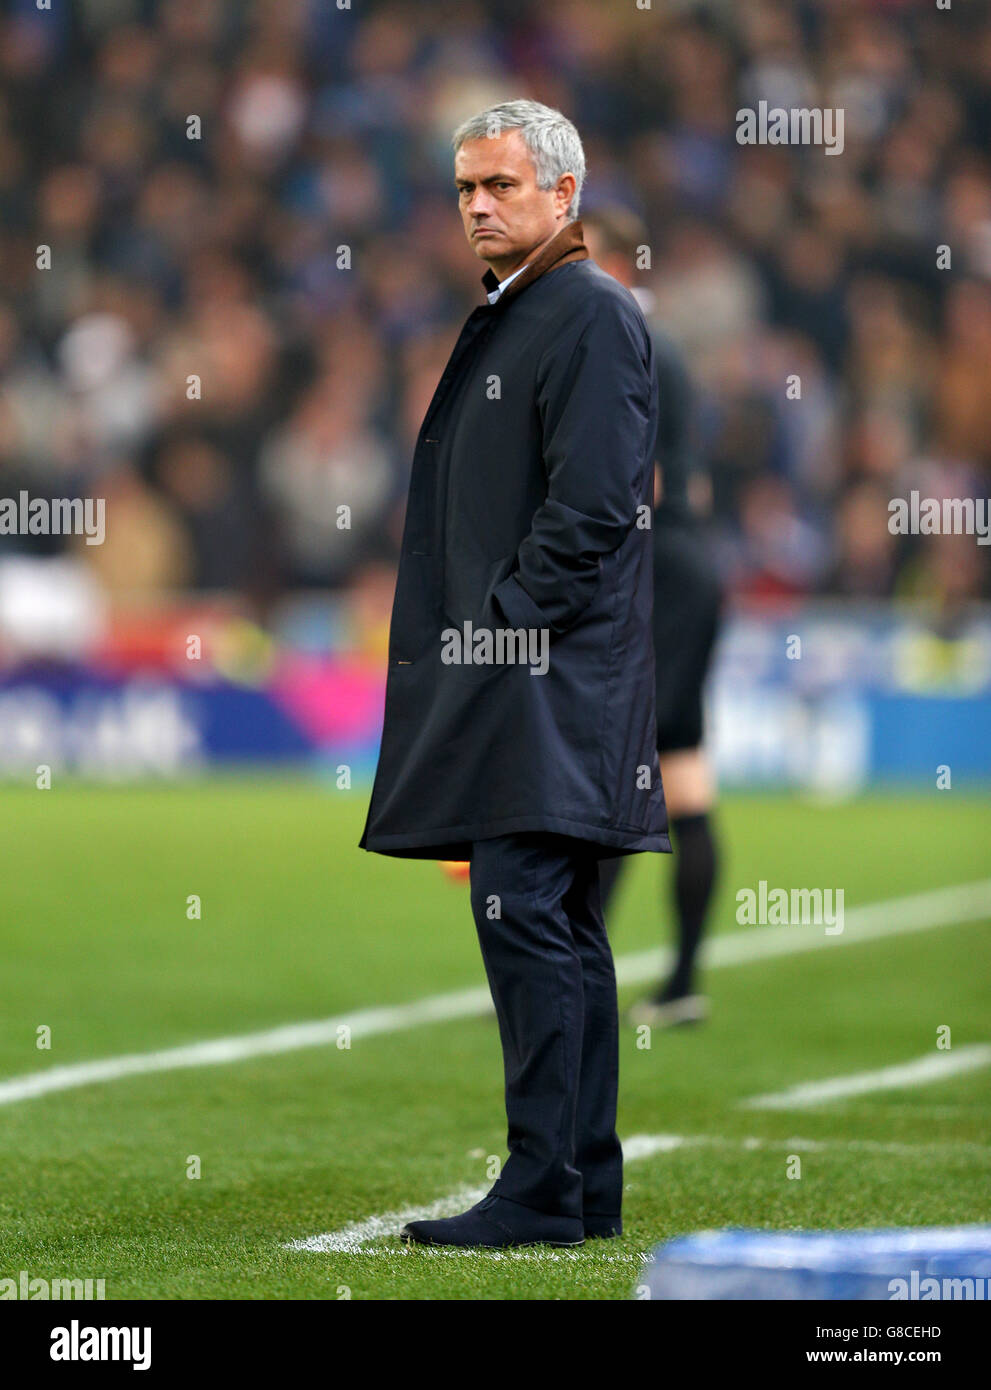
[{"x1": 2, "y1": 878, "x2": 989, "y2": 1108}]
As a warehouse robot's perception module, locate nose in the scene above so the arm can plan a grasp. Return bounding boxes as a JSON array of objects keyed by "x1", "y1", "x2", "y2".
[{"x1": 467, "y1": 186, "x2": 495, "y2": 219}]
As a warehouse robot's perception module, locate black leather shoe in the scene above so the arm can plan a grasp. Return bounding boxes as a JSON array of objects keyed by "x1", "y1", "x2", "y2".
[
  {"x1": 400, "y1": 1194, "x2": 584, "y2": 1248},
  {"x1": 583, "y1": 1213, "x2": 622, "y2": 1238}
]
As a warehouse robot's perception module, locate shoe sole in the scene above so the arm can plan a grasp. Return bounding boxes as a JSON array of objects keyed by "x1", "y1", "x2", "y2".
[{"x1": 400, "y1": 1231, "x2": 585, "y2": 1249}]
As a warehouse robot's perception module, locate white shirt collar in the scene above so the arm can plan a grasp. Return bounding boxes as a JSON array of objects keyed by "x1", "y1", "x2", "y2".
[{"x1": 486, "y1": 264, "x2": 529, "y2": 305}]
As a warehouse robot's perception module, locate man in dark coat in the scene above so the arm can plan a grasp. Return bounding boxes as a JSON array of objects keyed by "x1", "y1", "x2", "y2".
[{"x1": 358, "y1": 100, "x2": 669, "y2": 1247}]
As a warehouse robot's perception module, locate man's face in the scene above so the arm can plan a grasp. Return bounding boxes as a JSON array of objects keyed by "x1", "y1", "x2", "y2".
[{"x1": 454, "y1": 128, "x2": 574, "y2": 277}]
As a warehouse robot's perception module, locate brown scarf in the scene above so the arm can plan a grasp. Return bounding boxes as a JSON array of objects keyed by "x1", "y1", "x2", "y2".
[{"x1": 480, "y1": 219, "x2": 589, "y2": 308}]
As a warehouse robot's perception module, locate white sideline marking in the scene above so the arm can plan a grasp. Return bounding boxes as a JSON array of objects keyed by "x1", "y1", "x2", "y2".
[
  {"x1": 2, "y1": 877, "x2": 990, "y2": 1108},
  {"x1": 296, "y1": 1184, "x2": 488, "y2": 1254},
  {"x1": 287, "y1": 1135, "x2": 693, "y2": 1254},
  {"x1": 742, "y1": 1043, "x2": 991, "y2": 1110},
  {"x1": 288, "y1": 1131, "x2": 991, "y2": 1256},
  {"x1": 0, "y1": 985, "x2": 491, "y2": 1107},
  {"x1": 615, "y1": 877, "x2": 991, "y2": 985},
  {"x1": 341, "y1": 1247, "x2": 647, "y2": 1263}
]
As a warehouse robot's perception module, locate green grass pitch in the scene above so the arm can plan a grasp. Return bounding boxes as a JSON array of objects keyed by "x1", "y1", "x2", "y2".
[{"x1": 0, "y1": 779, "x2": 988, "y2": 1300}]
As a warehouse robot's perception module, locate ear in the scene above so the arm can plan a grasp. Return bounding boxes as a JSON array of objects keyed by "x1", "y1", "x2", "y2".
[{"x1": 555, "y1": 172, "x2": 577, "y2": 217}]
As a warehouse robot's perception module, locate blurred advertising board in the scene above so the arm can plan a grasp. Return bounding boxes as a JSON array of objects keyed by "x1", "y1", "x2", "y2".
[{"x1": 0, "y1": 563, "x2": 987, "y2": 789}]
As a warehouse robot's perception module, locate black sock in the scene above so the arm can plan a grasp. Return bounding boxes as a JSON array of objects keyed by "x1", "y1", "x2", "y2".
[{"x1": 661, "y1": 812, "x2": 718, "y2": 1001}]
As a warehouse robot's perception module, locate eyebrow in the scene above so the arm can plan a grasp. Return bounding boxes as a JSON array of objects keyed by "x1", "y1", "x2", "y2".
[{"x1": 455, "y1": 173, "x2": 518, "y2": 188}]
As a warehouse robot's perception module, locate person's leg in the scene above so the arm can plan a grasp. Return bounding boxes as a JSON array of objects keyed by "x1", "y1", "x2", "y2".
[
  {"x1": 657, "y1": 749, "x2": 717, "y2": 1002},
  {"x1": 468, "y1": 832, "x2": 585, "y2": 1220},
  {"x1": 663, "y1": 813, "x2": 717, "y2": 999},
  {"x1": 612, "y1": 747, "x2": 718, "y2": 1031},
  {"x1": 565, "y1": 850, "x2": 623, "y2": 1232}
]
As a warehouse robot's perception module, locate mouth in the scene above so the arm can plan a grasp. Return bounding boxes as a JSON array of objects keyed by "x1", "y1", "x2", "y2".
[{"x1": 472, "y1": 228, "x2": 499, "y2": 238}]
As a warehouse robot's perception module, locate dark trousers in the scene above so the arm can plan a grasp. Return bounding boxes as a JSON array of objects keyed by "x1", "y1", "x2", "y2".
[{"x1": 468, "y1": 832, "x2": 623, "y2": 1221}]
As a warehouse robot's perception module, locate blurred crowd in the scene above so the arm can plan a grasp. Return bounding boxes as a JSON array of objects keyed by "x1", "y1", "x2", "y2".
[{"x1": 1, "y1": 0, "x2": 990, "y2": 616}]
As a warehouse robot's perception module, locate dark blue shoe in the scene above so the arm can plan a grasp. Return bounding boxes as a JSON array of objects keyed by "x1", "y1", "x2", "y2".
[{"x1": 400, "y1": 1194, "x2": 584, "y2": 1248}]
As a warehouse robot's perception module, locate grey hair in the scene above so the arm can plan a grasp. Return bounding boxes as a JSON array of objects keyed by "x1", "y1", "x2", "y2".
[{"x1": 452, "y1": 100, "x2": 586, "y2": 219}]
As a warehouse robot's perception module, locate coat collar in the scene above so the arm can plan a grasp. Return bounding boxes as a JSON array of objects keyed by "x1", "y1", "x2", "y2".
[{"x1": 480, "y1": 219, "x2": 589, "y2": 308}]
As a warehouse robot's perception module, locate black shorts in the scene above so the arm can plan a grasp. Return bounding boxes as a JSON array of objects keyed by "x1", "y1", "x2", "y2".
[{"x1": 652, "y1": 522, "x2": 722, "y2": 753}]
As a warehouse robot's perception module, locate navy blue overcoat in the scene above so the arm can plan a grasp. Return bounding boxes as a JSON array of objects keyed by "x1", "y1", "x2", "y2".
[{"x1": 359, "y1": 219, "x2": 670, "y2": 860}]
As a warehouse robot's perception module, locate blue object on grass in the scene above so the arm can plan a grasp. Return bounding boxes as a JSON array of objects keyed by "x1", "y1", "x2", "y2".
[{"x1": 639, "y1": 1226, "x2": 991, "y2": 1300}]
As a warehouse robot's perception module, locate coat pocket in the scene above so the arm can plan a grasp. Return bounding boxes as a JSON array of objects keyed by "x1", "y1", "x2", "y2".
[
  {"x1": 442, "y1": 553, "x2": 528, "y2": 682},
  {"x1": 442, "y1": 552, "x2": 514, "y2": 631}
]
